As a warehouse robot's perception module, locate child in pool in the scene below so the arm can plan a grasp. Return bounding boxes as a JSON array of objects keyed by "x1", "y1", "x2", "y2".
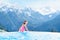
[{"x1": 19, "y1": 20, "x2": 29, "y2": 32}]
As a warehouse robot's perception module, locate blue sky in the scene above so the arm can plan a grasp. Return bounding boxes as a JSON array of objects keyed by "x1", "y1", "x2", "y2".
[{"x1": 0, "y1": 0, "x2": 60, "y2": 15}]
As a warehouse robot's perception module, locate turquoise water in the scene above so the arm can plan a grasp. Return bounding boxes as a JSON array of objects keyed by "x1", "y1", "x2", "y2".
[{"x1": 0, "y1": 32, "x2": 60, "y2": 40}]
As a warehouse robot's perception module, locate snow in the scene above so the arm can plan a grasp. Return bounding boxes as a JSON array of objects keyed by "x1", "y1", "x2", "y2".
[
  {"x1": 0, "y1": 31, "x2": 60, "y2": 40},
  {"x1": 26, "y1": 12, "x2": 31, "y2": 16},
  {"x1": 36, "y1": 7, "x2": 56, "y2": 15},
  {"x1": 49, "y1": 15, "x2": 52, "y2": 18},
  {"x1": 9, "y1": 9, "x2": 13, "y2": 12},
  {"x1": 2, "y1": 8, "x2": 7, "y2": 12}
]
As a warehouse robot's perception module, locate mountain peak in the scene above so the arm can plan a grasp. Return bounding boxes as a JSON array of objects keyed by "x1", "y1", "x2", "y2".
[{"x1": 35, "y1": 7, "x2": 57, "y2": 15}]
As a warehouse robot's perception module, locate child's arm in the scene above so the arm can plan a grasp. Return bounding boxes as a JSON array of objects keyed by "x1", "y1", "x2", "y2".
[{"x1": 25, "y1": 26, "x2": 29, "y2": 31}]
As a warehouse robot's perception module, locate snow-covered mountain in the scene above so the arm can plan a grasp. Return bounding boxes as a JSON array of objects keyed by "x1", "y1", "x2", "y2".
[{"x1": 0, "y1": 4, "x2": 60, "y2": 32}]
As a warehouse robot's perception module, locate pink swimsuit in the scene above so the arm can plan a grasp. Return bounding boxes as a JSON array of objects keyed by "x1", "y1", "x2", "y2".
[{"x1": 19, "y1": 25, "x2": 25, "y2": 32}]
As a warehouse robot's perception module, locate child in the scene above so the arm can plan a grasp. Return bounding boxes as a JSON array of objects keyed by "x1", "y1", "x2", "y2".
[{"x1": 19, "y1": 20, "x2": 29, "y2": 32}]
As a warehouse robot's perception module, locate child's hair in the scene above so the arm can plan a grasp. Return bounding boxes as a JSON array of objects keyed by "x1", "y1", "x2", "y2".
[{"x1": 23, "y1": 20, "x2": 27, "y2": 24}]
